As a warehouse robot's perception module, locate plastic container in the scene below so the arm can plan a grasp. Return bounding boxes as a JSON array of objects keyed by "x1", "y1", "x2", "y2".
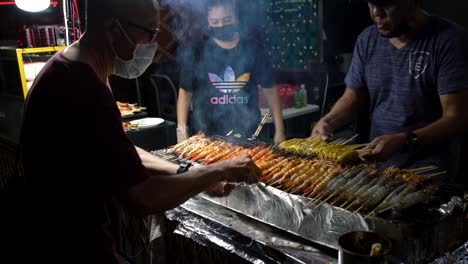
[
  {"x1": 258, "y1": 84, "x2": 297, "y2": 109},
  {"x1": 294, "y1": 88, "x2": 302, "y2": 109},
  {"x1": 300, "y1": 84, "x2": 307, "y2": 107}
]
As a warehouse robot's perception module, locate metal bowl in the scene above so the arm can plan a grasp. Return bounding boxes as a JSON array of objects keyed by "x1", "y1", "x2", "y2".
[{"x1": 338, "y1": 231, "x2": 392, "y2": 264}]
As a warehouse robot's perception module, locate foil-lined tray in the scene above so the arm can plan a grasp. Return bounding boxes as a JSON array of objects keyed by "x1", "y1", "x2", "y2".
[
  {"x1": 152, "y1": 149, "x2": 465, "y2": 263},
  {"x1": 199, "y1": 183, "x2": 369, "y2": 250},
  {"x1": 165, "y1": 197, "x2": 338, "y2": 264},
  {"x1": 198, "y1": 184, "x2": 464, "y2": 263}
]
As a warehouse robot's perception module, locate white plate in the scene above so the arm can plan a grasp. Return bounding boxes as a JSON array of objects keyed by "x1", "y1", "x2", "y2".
[{"x1": 130, "y1": 117, "x2": 164, "y2": 128}]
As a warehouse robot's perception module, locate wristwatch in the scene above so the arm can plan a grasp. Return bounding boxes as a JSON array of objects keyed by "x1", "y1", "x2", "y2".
[
  {"x1": 404, "y1": 131, "x2": 420, "y2": 152},
  {"x1": 177, "y1": 162, "x2": 192, "y2": 174}
]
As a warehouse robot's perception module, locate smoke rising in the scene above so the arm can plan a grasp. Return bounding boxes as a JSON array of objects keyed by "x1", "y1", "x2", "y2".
[{"x1": 162, "y1": 0, "x2": 322, "y2": 138}]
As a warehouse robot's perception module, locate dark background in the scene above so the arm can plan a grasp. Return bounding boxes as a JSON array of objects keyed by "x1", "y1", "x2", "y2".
[
  {"x1": 1, "y1": 0, "x2": 467, "y2": 121},
  {"x1": 1, "y1": 0, "x2": 467, "y2": 52}
]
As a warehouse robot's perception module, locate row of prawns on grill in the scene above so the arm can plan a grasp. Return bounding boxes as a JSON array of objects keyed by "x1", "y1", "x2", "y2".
[
  {"x1": 169, "y1": 133, "x2": 277, "y2": 167},
  {"x1": 169, "y1": 134, "x2": 439, "y2": 215},
  {"x1": 261, "y1": 159, "x2": 438, "y2": 215}
]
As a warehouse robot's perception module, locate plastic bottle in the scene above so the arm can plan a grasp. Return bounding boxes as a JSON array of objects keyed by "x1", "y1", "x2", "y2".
[
  {"x1": 294, "y1": 87, "x2": 302, "y2": 109},
  {"x1": 300, "y1": 84, "x2": 308, "y2": 107}
]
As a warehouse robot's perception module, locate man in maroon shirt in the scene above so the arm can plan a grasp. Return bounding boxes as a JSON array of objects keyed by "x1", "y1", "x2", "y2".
[{"x1": 15, "y1": 0, "x2": 260, "y2": 263}]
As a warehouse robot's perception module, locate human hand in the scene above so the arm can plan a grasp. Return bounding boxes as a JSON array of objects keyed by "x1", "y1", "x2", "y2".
[
  {"x1": 218, "y1": 155, "x2": 261, "y2": 184},
  {"x1": 311, "y1": 119, "x2": 334, "y2": 142},
  {"x1": 205, "y1": 182, "x2": 236, "y2": 197},
  {"x1": 274, "y1": 131, "x2": 286, "y2": 145},
  {"x1": 364, "y1": 133, "x2": 406, "y2": 161}
]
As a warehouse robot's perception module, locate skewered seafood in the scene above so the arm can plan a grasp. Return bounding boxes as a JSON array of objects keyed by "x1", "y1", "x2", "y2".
[
  {"x1": 278, "y1": 137, "x2": 360, "y2": 164},
  {"x1": 167, "y1": 134, "x2": 439, "y2": 215}
]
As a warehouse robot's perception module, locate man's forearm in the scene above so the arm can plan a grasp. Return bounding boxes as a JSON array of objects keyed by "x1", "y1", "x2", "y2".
[
  {"x1": 135, "y1": 146, "x2": 178, "y2": 174},
  {"x1": 415, "y1": 91, "x2": 468, "y2": 147},
  {"x1": 126, "y1": 155, "x2": 259, "y2": 216},
  {"x1": 414, "y1": 115, "x2": 466, "y2": 147},
  {"x1": 127, "y1": 165, "x2": 224, "y2": 215},
  {"x1": 262, "y1": 87, "x2": 285, "y2": 133}
]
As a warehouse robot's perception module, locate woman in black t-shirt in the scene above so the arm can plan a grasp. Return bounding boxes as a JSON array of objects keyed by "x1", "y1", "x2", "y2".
[{"x1": 177, "y1": 0, "x2": 285, "y2": 143}]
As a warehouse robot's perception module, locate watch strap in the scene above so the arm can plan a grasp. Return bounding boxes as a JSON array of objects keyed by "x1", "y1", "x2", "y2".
[
  {"x1": 177, "y1": 162, "x2": 191, "y2": 174},
  {"x1": 404, "y1": 131, "x2": 420, "y2": 152}
]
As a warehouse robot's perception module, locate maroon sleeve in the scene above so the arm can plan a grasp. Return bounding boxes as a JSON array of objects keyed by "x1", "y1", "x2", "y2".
[
  {"x1": 23, "y1": 52, "x2": 149, "y2": 199},
  {"x1": 85, "y1": 85, "x2": 150, "y2": 197}
]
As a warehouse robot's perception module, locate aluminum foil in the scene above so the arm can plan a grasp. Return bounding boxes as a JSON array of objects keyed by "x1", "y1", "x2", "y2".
[
  {"x1": 151, "y1": 149, "x2": 465, "y2": 263},
  {"x1": 177, "y1": 184, "x2": 464, "y2": 263},
  {"x1": 437, "y1": 196, "x2": 464, "y2": 217},
  {"x1": 430, "y1": 241, "x2": 468, "y2": 264},
  {"x1": 200, "y1": 183, "x2": 369, "y2": 249},
  {"x1": 165, "y1": 197, "x2": 338, "y2": 264}
]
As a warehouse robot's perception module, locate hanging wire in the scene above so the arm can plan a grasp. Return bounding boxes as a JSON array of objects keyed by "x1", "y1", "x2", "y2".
[{"x1": 72, "y1": 0, "x2": 82, "y2": 37}]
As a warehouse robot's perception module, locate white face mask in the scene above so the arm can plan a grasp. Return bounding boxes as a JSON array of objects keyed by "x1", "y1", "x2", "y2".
[{"x1": 112, "y1": 21, "x2": 158, "y2": 79}]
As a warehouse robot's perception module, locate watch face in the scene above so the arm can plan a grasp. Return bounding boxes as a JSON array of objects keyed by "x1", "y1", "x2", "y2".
[
  {"x1": 405, "y1": 132, "x2": 419, "y2": 152},
  {"x1": 177, "y1": 162, "x2": 191, "y2": 174}
]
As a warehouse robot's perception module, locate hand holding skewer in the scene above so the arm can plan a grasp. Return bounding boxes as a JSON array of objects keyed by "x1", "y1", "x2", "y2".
[
  {"x1": 206, "y1": 182, "x2": 236, "y2": 197},
  {"x1": 217, "y1": 155, "x2": 262, "y2": 184},
  {"x1": 311, "y1": 119, "x2": 334, "y2": 142},
  {"x1": 364, "y1": 133, "x2": 407, "y2": 161}
]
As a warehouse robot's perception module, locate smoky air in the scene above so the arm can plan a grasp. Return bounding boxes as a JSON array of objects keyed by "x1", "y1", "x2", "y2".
[{"x1": 162, "y1": 0, "x2": 324, "y2": 137}]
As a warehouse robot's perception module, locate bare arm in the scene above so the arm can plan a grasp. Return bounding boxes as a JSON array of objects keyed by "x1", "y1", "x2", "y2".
[
  {"x1": 414, "y1": 91, "x2": 468, "y2": 146},
  {"x1": 261, "y1": 86, "x2": 285, "y2": 144},
  {"x1": 125, "y1": 155, "x2": 260, "y2": 216},
  {"x1": 311, "y1": 88, "x2": 366, "y2": 140},
  {"x1": 135, "y1": 146, "x2": 178, "y2": 175},
  {"x1": 366, "y1": 91, "x2": 468, "y2": 161},
  {"x1": 176, "y1": 88, "x2": 192, "y2": 130}
]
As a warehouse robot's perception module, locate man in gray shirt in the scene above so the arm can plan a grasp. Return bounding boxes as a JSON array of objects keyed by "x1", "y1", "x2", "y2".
[{"x1": 312, "y1": 0, "x2": 468, "y2": 181}]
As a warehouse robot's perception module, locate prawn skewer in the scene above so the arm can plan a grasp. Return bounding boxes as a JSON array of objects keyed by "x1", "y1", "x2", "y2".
[
  {"x1": 377, "y1": 187, "x2": 438, "y2": 215},
  {"x1": 330, "y1": 168, "x2": 371, "y2": 206},
  {"x1": 364, "y1": 183, "x2": 407, "y2": 218}
]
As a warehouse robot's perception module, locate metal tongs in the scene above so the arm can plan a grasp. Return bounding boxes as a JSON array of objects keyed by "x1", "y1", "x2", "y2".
[{"x1": 250, "y1": 112, "x2": 271, "y2": 141}]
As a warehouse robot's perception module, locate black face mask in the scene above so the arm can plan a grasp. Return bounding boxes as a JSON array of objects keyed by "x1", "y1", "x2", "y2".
[{"x1": 209, "y1": 24, "x2": 239, "y2": 41}]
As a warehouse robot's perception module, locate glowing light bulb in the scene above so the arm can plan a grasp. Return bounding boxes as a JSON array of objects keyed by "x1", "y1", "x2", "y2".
[{"x1": 15, "y1": 0, "x2": 50, "y2": 12}]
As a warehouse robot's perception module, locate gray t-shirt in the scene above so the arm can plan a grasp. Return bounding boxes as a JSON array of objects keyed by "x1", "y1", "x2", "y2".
[{"x1": 345, "y1": 16, "x2": 468, "y2": 178}]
